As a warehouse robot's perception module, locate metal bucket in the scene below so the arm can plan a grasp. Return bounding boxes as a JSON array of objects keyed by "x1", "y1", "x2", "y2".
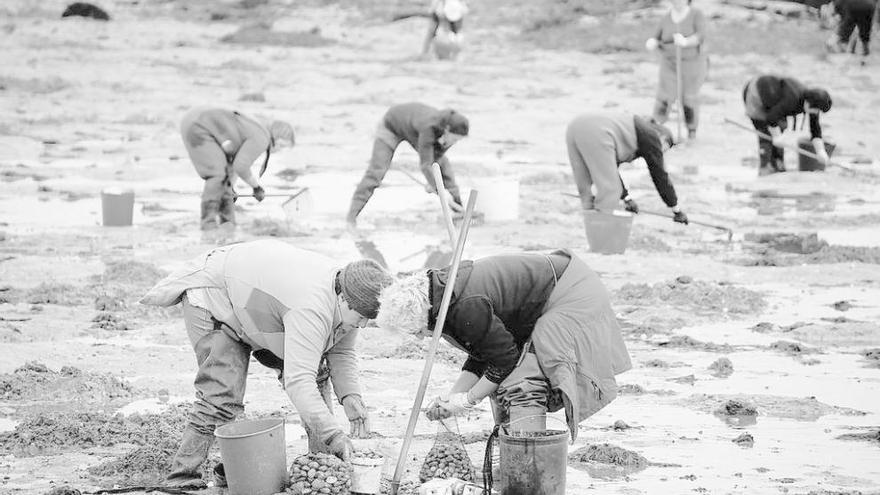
[
  {"x1": 583, "y1": 210, "x2": 633, "y2": 254},
  {"x1": 350, "y1": 455, "x2": 384, "y2": 494},
  {"x1": 498, "y1": 428, "x2": 568, "y2": 495},
  {"x1": 214, "y1": 418, "x2": 287, "y2": 495},
  {"x1": 797, "y1": 137, "x2": 836, "y2": 172}
]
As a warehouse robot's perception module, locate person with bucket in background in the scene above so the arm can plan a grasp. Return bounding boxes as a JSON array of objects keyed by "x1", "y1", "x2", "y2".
[
  {"x1": 565, "y1": 112, "x2": 689, "y2": 224},
  {"x1": 346, "y1": 102, "x2": 469, "y2": 229},
  {"x1": 139, "y1": 239, "x2": 393, "y2": 488},
  {"x1": 180, "y1": 108, "x2": 295, "y2": 231},
  {"x1": 742, "y1": 75, "x2": 833, "y2": 176},
  {"x1": 824, "y1": 0, "x2": 876, "y2": 61},
  {"x1": 375, "y1": 250, "x2": 632, "y2": 437},
  {"x1": 422, "y1": 0, "x2": 468, "y2": 59},
  {"x1": 645, "y1": 0, "x2": 708, "y2": 141}
]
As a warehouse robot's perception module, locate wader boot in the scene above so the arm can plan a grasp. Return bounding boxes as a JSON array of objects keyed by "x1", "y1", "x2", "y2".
[
  {"x1": 165, "y1": 426, "x2": 214, "y2": 488},
  {"x1": 684, "y1": 105, "x2": 697, "y2": 140},
  {"x1": 218, "y1": 195, "x2": 236, "y2": 226},
  {"x1": 757, "y1": 139, "x2": 776, "y2": 177},
  {"x1": 200, "y1": 199, "x2": 221, "y2": 231},
  {"x1": 772, "y1": 146, "x2": 786, "y2": 173}
]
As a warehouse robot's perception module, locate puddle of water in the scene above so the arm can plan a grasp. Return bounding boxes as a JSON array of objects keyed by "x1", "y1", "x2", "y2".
[
  {"x1": 0, "y1": 417, "x2": 18, "y2": 433},
  {"x1": 819, "y1": 227, "x2": 880, "y2": 247},
  {"x1": 115, "y1": 397, "x2": 190, "y2": 416}
]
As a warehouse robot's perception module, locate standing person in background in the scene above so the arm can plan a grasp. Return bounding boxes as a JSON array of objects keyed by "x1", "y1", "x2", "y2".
[
  {"x1": 422, "y1": 0, "x2": 468, "y2": 59},
  {"x1": 742, "y1": 75, "x2": 833, "y2": 176},
  {"x1": 825, "y1": 0, "x2": 876, "y2": 59},
  {"x1": 565, "y1": 113, "x2": 689, "y2": 225},
  {"x1": 646, "y1": 0, "x2": 709, "y2": 140},
  {"x1": 180, "y1": 108, "x2": 295, "y2": 230},
  {"x1": 346, "y1": 102, "x2": 468, "y2": 229}
]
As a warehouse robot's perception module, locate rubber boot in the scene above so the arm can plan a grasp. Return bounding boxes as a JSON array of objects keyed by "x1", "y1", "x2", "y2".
[
  {"x1": 165, "y1": 426, "x2": 214, "y2": 488},
  {"x1": 652, "y1": 99, "x2": 670, "y2": 124},
  {"x1": 218, "y1": 195, "x2": 236, "y2": 226},
  {"x1": 200, "y1": 200, "x2": 220, "y2": 231},
  {"x1": 772, "y1": 146, "x2": 786, "y2": 173},
  {"x1": 507, "y1": 406, "x2": 547, "y2": 434},
  {"x1": 757, "y1": 140, "x2": 775, "y2": 177},
  {"x1": 683, "y1": 105, "x2": 697, "y2": 140}
]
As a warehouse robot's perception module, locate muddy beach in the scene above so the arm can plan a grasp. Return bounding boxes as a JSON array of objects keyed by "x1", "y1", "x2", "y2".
[{"x1": 2, "y1": 0, "x2": 880, "y2": 494}]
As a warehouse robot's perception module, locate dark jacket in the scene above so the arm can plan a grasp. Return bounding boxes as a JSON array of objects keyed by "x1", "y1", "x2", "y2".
[
  {"x1": 428, "y1": 253, "x2": 571, "y2": 384},
  {"x1": 744, "y1": 75, "x2": 825, "y2": 139},
  {"x1": 383, "y1": 102, "x2": 469, "y2": 173},
  {"x1": 625, "y1": 116, "x2": 678, "y2": 208}
]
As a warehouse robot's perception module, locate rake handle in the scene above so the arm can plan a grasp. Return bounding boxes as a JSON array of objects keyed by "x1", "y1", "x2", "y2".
[
  {"x1": 722, "y1": 118, "x2": 860, "y2": 174},
  {"x1": 390, "y1": 191, "x2": 478, "y2": 495}
]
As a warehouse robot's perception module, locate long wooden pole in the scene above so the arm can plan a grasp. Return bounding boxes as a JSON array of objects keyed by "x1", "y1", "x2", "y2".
[
  {"x1": 389, "y1": 191, "x2": 478, "y2": 495},
  {"x1": 432, "y1": 162, "x2": 458, "y2": 246},
  {"x1": 722, "y1": 117, "x2": 864, "y2": 174},
  {"x1": 675, "y1": 44, "x2": 685, "y2": 142}
]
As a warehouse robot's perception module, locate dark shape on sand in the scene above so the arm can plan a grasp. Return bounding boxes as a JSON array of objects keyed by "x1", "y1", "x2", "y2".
[
  {"x1": 61, "y1": 3, "x2": 110, "y2": 20},
  {"x1": 44, "y1": 487, "x2": 81, "y2": 495},
  {"x1": 717, "y1": 399, "x2": 758, "y2": 416},
  {"x1": 732, "y1": 432, "x2": 754, "y2": 447}
]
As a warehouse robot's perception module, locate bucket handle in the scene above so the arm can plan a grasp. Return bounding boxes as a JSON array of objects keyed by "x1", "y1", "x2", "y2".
[{"x1": 483, "y1": 415, "x2": 569, "y2": 494}]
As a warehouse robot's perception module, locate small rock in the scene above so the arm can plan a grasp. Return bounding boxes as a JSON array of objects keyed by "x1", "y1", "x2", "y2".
[
  {"x1": 732, "y1": 432, "x2": 754, "y2": 447},
  {"x1": 676, "y1": 275, "x2": 693, "y2": 284},
  {"x1": 612, "y1": 420, "x2": 630, "y2": 431},
  {"x1": 831, "y1": 300, "x2": 853, "y2": 311},
  {"x1": 708, "y1": 357, "x2": 734, "y2": 378}
]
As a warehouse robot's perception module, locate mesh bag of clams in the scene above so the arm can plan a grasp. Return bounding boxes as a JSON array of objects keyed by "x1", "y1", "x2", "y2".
[
  {"x1": 288, "y1": 452, "x2": 352, "y2": 495},
  {"x1": 418, "y1": 418, "x2": 474, "y2": 482}
]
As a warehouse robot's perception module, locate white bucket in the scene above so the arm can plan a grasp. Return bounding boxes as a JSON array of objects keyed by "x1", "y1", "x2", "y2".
[
  {"x1": 350, "y1": 455, "x2": 385, "y2": 494},
  {"x1": 473, "y1": 178, "x2": 519, "y2": 222},
  {"x1": 101, "y1": 187, "x2": 135, "y2": 227}
]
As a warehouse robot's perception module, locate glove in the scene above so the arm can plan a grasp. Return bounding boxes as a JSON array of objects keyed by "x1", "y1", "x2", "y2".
[
  {"x1": 645, "y1": 38, "x2": 659, "y2": 51},
  {"x1": 342, "y1": 395, "x2": 370, "y2": 438},
  {"x1": 817, "y1": 150, "x2": 830, "y2": 165},
  {"x1": 623, "y1": 198, "x2": 639, "y2": 214},
  {"x1": 425, "y1": 395, "x2": 451, "y2": 421},
  {"x1": 673, "y1": 210, "x2": 689, "y2": 225},
  {"x1": 426, "y1": 392, "x2": 474, "y2": 421},
  {"x1": 252, "y1": 186, "x2": 266, "y2": 202},
  {"x1": 325, "y1": 431, "x2": 353, "y2": 462},
  {"x1": 445, "y1": 194, "x2": 464, "y2": 213},
  {"x1": 673, "y1": 33, "x2": 688, "y2": 47}
]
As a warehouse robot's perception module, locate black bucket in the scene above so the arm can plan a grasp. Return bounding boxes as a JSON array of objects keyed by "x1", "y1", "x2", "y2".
[{"x1": 797, "y1": 137, "x2": 836, "y2": 172}]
